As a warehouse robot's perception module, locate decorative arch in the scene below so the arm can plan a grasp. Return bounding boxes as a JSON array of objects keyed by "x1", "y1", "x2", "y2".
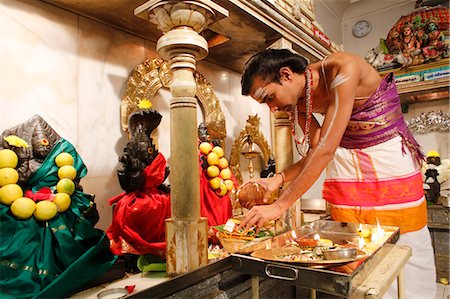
[
  {"x1": 229, "y1": 114, "x2": 272, "y2": 185},
  {"x1": 121, "y1": 58, "x2": 227, "y2": 142}
]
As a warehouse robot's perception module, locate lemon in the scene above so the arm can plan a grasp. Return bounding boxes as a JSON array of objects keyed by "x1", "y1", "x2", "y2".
[
  {"x1": 34, "y1": 200, "x2": 58, "y2": 221},
  {"x1": 206, "y1": 165, "x2": 220, "y2": 178},
  {"x1": 10, "y1": 197, "x2": 36, "y2": 219},
  {"x1": 206, "y1": 152, "x2": 219, "y2": 165},
  {"x1": 199, "y1": 142, "x2": 212, "y2": 155},
  {"x1": 218, "y1": 157, "x2": 229, "y2": 169},
  {"x1": 57, "y1": 165, "x2": 77, "y2": 180},
  {"x1": 216, "y1": 182, "x2": 228, "y2": 197},
  {"x1": 55, "y1": 153, "x2": 74, "y2": 167},
  {"x1": 220, "y1": 168, "x2": 232, "y2": 180},
  {"x1": 53, "y1": 193, "x2": 71, "y2": 212},
  {"x1": 209, "y1": 177, "x2": 221, "y2": 190},
  {"x1": 56, "y1": 178, "x2": 75, "y2": 195},
  {"x1": 0, "y1": 167, "x2": 19, "y2": 186},
  {"x1": 212, "y1": 146, "x2": 224, "y2": 158},
  {"x1": 0, "y1": 184, "x2": 23, "y2": 205},
  {"x1": 0, "y1": 149, "x2": 18, "y2": 169},
  {"x1": 357, "y1": 228, "x2": 371, "y2": 238},
  {"x1": 224, "y1": 179, "x2": 234, "y2": 191}
]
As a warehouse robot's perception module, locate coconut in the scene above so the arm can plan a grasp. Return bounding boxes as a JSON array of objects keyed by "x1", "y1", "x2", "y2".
[{"x1": 237, "y1": 182, "x2": 266, "y2": 209}]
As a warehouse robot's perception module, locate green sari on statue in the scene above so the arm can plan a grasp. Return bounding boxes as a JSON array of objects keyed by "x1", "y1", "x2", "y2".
[{"x1": 0, "y1": 138, "x2": 117, "y2": 299}]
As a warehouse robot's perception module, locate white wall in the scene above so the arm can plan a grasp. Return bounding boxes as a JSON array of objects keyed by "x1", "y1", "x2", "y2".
[
  {"x1": 342, "y1": 0, "x2": 416, "y2": 56},
  {"x1": 0, "y1": 0, "x2": 272, "y2": 230}
]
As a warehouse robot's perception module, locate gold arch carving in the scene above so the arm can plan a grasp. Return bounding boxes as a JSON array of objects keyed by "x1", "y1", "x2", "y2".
[
  {"x1": 229, "y1": 114, "x2": 271, "y2": 185},
  {"x1": 121, "y1": 58, "x2": 226, "y2": 142}
]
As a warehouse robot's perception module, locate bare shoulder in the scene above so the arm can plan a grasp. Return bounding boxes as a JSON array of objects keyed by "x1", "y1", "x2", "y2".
[{"x1": 325, "y1": 52, "x2": 378, "y2": 77}]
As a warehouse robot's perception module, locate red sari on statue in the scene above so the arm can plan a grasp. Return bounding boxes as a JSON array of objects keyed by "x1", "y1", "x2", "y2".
[{"x1": 107, "y1": 153, "x2": 171, "y2": 258}]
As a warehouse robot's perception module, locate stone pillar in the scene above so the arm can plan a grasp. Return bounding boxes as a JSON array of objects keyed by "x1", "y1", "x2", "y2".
[{"x1": 135, "y1": 0, "x2": 228, "y2": 276}]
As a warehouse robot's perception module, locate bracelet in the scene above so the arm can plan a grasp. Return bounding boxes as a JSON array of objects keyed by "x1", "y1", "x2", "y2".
[{"x1": 276, "y1": 171, "x2": 286, "y2": 185}]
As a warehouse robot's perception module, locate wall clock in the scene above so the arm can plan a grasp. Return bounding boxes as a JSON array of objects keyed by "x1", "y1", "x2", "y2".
[{"x1": 352, "y1": 20, "x2": 371, "y2": 38}]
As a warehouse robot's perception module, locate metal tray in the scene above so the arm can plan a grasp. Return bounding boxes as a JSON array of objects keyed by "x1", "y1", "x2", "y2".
[{"x1": 230, "y1": 220, "x2": 399, "y2": 297}]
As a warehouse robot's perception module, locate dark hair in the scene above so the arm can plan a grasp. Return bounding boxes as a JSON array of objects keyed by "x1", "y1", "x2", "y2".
[{"x1": 241, "y1": 49, "x2": 308, "y2": 95}]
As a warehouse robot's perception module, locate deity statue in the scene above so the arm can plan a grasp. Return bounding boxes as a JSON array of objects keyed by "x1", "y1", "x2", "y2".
[
  {"x1": 422, "y1": 18, "x2": 445, "y2": 61},
  {"x1": 107, "y1": 108, "x2": 171, "y2": 266},
  {"x1": 401, "y1": 23, "x2": 422, "y2": 65},
  {"x1": 0, "y1": 115, "x2": 115, "y2": 299}
]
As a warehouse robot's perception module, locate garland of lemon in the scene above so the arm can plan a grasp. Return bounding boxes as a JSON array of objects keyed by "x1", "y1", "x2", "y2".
[
  {"x1": 0, "y1": 139, "x2": 75, "y2": 221},
  {"x1": 199, "y1": 142, "x2": 235, "y2": 197}
]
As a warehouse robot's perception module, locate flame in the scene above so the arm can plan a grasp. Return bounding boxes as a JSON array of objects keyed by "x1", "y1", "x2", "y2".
[
  {"x1": 358, "y1": 237, "x2": 366, "y2": 249},
  {"x1": 291, "y1": 231, "x2": 297, "y2": 239},
  {"x1": 358, "y1": 223, "x2": 363, "y2": 231},
  {"x1": 371, "y1": 219, "x2": 385, "y2": 243},
  {"x1": 313, "y1": 233, "x2": 320, "y2": 241}
]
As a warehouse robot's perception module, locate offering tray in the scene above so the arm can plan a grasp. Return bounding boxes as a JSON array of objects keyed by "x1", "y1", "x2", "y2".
[
  {"x1": 250, "y1": 246, "x2": 368, "y2": 265},
  {"x1": 230, "y1": 220, "x2": 400, "y2": 297}
]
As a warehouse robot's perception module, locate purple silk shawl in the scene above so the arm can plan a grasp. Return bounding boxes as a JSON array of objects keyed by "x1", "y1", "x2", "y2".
[{"x1": 340, "y1": 73, "x2": 424, "y2": 164}]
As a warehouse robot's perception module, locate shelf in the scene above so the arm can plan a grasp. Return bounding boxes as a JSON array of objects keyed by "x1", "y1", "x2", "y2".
[{"x1": 379, "y1": 59, "x2": 450, "y2": 104}]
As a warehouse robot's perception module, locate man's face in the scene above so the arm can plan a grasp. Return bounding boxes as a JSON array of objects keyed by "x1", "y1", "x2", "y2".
[{"x1": 249, "y1": 71, "x2": 302, "y2": 113}]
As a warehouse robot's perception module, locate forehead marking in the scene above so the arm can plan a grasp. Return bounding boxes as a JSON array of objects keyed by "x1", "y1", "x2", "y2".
[{"x1": 254, "y1": 87, "x2": 268, "y2": 102}]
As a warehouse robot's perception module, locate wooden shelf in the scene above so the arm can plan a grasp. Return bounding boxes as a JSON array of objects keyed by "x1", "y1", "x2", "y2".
[{"x1": 379, "y1": 59, "x2": 450, "y2": 104}]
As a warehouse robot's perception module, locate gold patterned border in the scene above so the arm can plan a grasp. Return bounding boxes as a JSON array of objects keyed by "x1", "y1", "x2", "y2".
[{"x1": 121, "y1": 58, "x2": 226, "y2": 142}]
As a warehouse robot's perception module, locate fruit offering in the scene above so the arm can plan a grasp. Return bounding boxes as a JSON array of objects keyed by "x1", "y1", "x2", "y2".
[
  {"x1": 198, "y1": 142, "x2": 235, "y2": 196},
  {"x1": 0, "y1": 149, "x2": 76, "y2": 221}
]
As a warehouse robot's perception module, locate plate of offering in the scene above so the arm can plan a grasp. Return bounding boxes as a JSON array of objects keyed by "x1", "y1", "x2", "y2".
[
  {"x1": 214, "y1": 218, "x2": 274, "y2": 254},
  {"x1": 251, "y1": 244, "x2": 367, "y2": 265}
]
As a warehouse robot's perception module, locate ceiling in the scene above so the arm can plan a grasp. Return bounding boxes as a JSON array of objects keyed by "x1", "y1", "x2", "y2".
[{"x1": 40, "y1": 0, "x2": 287, "y2": 73}]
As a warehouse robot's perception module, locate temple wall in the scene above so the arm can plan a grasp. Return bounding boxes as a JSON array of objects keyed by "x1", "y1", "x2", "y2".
[{"x1": 0, "y1": 0, "x2": 272, "y2": 230}]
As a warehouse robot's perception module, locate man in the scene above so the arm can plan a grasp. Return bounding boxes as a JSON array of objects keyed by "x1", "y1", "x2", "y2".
[{"x1": 238, "y1": 49, "x2": 435, "y2": 299}]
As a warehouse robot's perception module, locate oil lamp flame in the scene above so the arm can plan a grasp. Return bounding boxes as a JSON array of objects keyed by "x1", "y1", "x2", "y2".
[
  {"x1": 371, "y1": 219, "x2": 385, "y2": 243},
  {"x1": 291, "y1": 231, "x2": 297, "y2": 239},
  {"x1": 313, "y1": 233, "x2": 320, "y2": 241},
  {"x1": 358, "y1": 236, "x2": 366, "y2": 249}
]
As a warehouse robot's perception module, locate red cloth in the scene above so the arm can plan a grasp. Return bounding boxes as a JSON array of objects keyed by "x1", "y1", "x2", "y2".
[
  {"x1": 199, "y1": 157, "x2": 234, "y2": 229},
  {"x1": 24, "y1": 187, "x2": 53, "y2": 201},
  {"x1": 106, "y1": 153, "x2": 171, "y2": 257}
]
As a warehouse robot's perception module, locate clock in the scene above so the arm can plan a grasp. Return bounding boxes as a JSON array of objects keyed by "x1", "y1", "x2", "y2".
[{"x1": 352, "y1": 20, "x2": 371, "y2": 38}]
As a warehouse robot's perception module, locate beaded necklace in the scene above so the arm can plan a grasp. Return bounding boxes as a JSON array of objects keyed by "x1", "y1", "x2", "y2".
[{"x1": 291, "y1": 66, "x2": 313, "y2": 157}]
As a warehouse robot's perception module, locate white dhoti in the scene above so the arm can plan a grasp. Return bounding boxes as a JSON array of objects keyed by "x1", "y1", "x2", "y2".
[{"x1": 323, "y1": 136, "x2": 436, "y2": 299}]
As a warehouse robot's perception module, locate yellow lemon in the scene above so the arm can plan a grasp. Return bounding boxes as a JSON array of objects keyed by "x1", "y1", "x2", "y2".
[
  {"x1": 55, "y1": 152, "x2": 74, "y2": 167},
  {"x1": 0, "y1": 149, "x2": 18, "y2": 169},
  {"x1": 10, "y1": 197, "x2": 36, "y2": 219},
  {"x1": 34, "y1": 200, "x2": 57, "y2": 221},
  {"x1": 218, "y1": 157, "x2": 229, "y2": 170},
  {"x1": 199, "y1": 142, "x2": 213, "y2": 155},
  {"x1": 58, "y1": 165, "x2": 77, "y2": 180},
  {"x1": 211, "y1": 146, "x2": 224, "y2": 158},
  {"x1": 224, "y1": 179, "x2": 235, "y2": 191},
  {"x1": 56, "y1": 178, "x2": 75, "y2": 195},
  {"x1": 0, "y1": 184, "x2": 23, "y2": 205},
  {"x1": 220, "y1": 168, "x2": 232, "y2": 180},
  {"x1": 357, "y1": 228, "x2": 371, "y2": 238},
  {"x1": 216, "y1": 182, "x2": 228, "y2": 197},
  {"x1": 53, "y1": 193, "x2": 71, "y2": 212},
  {"x1": 209, "y1": 177, "x2": 221, "y2": 190},
  {"x1": 206, "y1": 165, "x2": 220, "y2": 178},
  {"x1": 0, "y1": 167, "x2": 19, "y2": 186},
  {"x1": 206, "y1": 152, "x2": 219, "y2": 165}
]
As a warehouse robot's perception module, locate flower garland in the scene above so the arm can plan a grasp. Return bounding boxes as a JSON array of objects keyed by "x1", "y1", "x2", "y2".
[{"x1": 291, "y1": 66, "x2": 313, "y2": 157}]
